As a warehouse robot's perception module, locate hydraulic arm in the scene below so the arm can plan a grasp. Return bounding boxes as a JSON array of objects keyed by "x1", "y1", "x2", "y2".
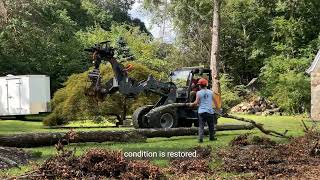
[{"x1": 85, "y1": 41, "x2": 177, "y2": 105}]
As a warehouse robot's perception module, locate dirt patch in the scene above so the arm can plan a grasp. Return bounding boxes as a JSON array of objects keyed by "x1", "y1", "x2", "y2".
[
  {"x1": 0, "y1": 147, "x2": 30, "y2": 169},
  {"x1": 219, "y1": 132, "x2": 320, "y2": 179}
]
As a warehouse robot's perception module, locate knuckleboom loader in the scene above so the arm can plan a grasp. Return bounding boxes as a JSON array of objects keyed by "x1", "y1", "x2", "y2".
[{"x1": 85, "y1": 41, "x2": 218, "y2": 129}]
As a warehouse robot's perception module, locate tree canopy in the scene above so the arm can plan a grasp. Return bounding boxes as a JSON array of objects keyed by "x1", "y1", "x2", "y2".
[
  {"x1": 0, "y1": 0, "x2": 149, "y2": 91},
  {"x1": 1, "y1": 0, "x2": 320, "y2": 114},
  {"x1": 143, "y1": 0, "x2": 320, "y2": 113}
]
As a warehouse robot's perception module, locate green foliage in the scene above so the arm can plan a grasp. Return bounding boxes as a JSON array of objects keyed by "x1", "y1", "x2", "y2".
[
  {"x1": 145, "y1": 0, "x2": 213, "y2": 67},
  {"x1": 220, "y1": 0, "x2": 275, "y2": 84},
  {"x1": 0, "y1": 0, "x2": 148, "y2": 92},
  {"x1": 77, "y1": 25, "x2": 173, "y2": 75},
  {"x1": 30, "y1": 151, "x2": 43, "y2": 158},
  {"x1": 259, "y1": 0, "x2": 320, "y2": 113},
  {"x1": 0, "y1": 0, "x2": 85, "y2": 90},
  {"x1": 43, "y1": 23, "x2": 176, "y2": 125},
  {"x1": 43, "y1": 62, "x2": 162, "y2": 126},
  {"x1": 1, "y1": 0, "x2": 319, "y2": 117},
  {"x1": 144, "y1": 0, "x2": 320, "y2": 114},
  {"x1": 261, "y1": 56, "x2": 311, "y2": 113},
  {"x1": 115, "y1": 37, "x2": 134, "y2": 60},
  {"x1": 144, "y1": 0, "x2": 275, "y2": 83},
  {"x1": 220, "y1": 74, "x2": 244, "y2": 110},
  {"x1": 107, "y1": 25, "x2": 172, "y2": 74}
]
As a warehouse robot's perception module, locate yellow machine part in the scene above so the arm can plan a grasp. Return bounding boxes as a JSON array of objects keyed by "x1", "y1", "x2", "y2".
[{"x1": 213, "y1": 92, "x2": 222, "y2": 109}]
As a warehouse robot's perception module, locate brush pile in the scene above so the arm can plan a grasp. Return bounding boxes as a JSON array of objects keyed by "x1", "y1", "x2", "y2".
[
  {"x1": 33, "y1": 148, "x2": 163, "y2": 179},
  {"x1": 16, "y1": 131, "x2": 213, "y2": 179},
  {"x1": 22, "y1": 145, "x2": 214, "y2": 179},
  {"x1": 11, "y1": 129, "x2": 320, "y2": 179},
  {"x1": 165, "y1": 146, "x2": 214, "y2": 178},
  {"x1": 219, "y1": 132, "x2": 320, "y2": 179}
]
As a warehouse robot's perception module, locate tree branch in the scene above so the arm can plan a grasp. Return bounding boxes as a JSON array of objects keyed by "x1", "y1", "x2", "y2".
[{"x1": 222, "y1": 113, "x2": 290, "y2": 138}]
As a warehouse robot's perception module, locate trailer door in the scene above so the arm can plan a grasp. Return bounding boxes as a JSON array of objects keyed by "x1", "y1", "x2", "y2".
[
  {"x1": 0, "y1": 80, "x2": 9, "y2": 115},
  {"x1": 7, "y1": 78, "x2": 22, "y2": 115}
]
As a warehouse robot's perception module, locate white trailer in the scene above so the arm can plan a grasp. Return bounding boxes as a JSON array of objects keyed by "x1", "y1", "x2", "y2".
[{"x1": 0, "y1": 75, "x2": 51, "y2": 116}]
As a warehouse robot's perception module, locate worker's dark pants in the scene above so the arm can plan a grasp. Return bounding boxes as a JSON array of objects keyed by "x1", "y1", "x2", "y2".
[{"x1": 198, "y1": 112, "x2": 215, "y2": 140}]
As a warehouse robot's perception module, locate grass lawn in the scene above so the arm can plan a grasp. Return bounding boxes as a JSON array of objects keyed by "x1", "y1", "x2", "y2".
[
  {"x1": 0, "y1": 120, "x2": 129, "y2": 135},
  {"x1": 0, "y1": 114, "x2": 315, "y2": 177}
]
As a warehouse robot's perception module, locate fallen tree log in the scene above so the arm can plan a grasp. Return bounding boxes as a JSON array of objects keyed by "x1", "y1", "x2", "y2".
[
  {"x1": 0, "y1": 131, "x2": 146, "y2": 148},
  {"x1": 0, "y1": 124, "x2": 254, "y2": 148},
  {"x1": 137, "y1": 124, "x2": 254, "y2": 138},
  {"x1": 44, "y1": 125, "x2": 118, "y2": 129}
]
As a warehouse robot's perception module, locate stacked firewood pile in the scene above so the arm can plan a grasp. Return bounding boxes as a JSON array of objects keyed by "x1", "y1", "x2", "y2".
[{"x1": 230, "y1": 96, "x2": 281, "y2": 115}]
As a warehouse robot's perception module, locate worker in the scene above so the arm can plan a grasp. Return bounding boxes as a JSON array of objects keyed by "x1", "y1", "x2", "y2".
[
  {"x1": 189, "y1": 78, "x2": 200, "y2": 101},
  {"x1": 187, "y1": 78, "x2": 219, "y2": 143}
]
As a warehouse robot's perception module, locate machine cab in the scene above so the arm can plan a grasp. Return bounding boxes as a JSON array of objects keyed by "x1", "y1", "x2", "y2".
[{"x1": 170, "y1": 67, "x2": 212, "y2": 103}]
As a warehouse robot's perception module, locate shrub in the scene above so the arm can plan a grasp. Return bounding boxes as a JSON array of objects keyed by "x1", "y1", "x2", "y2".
[
  {"x1": 260, "y1": 56, "x2": 310, "y2": 114},
  {"x1": 220, "y1": 74, "x2": 244, "y2": 110},
  {"x1": 43, "y1": 62, "x2": 162, "y2": 126}
]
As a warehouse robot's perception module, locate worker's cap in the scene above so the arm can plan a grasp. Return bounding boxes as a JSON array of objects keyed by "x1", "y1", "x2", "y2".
[{"x1": 197, "y1": 78, "x2": 208, "y2": 86}]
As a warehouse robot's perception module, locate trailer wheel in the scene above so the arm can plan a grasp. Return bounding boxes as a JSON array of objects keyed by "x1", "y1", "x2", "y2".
[
  {"x1": 132, "y1": 105, "x2": 153, "y2": 129},
  {"x1": 148, "y1": 109, "x2": 178, "y2": 128}
]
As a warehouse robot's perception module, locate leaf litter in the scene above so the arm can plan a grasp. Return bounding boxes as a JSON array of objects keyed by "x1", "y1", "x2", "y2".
[
  {"x1": 9, "y1": 130, "x2": 320, "y2": 179},
  {"x1": 219, "y1": 131, "x2": 320, "y2": 179}
]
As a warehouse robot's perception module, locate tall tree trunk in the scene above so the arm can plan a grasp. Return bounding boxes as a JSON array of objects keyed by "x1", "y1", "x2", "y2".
[
  {"x1": 0, "y1": 0, "x2": 8, "y2": 25},
  {"x1": 210, "y1": 0, "x2": 222, "y2": 109}
]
